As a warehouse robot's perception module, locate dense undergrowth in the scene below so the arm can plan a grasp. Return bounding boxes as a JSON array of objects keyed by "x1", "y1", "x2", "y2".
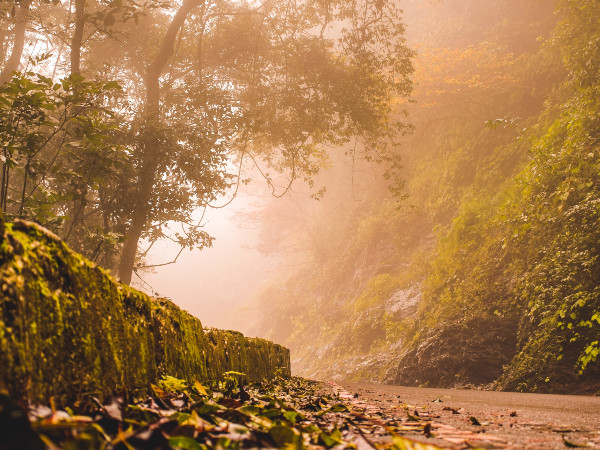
[
  {"x1": 397, "y1": 0, "x2": 600, "y2": 393},
  {"x1": 245, "y1": 0, "x2": 600, "y2": 393}
]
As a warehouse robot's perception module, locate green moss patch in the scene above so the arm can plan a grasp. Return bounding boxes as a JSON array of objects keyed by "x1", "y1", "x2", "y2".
[{"x1": 0, "y1": 220, "x2": 290, "y2": 405}]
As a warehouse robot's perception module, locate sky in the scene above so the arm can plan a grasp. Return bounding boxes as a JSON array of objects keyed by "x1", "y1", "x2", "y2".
[{"x1": 132, "y1": 179, "x2": 282, "y2": 333}]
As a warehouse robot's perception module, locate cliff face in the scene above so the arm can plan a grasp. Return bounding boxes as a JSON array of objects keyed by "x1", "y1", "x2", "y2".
[{"x1": 0, "y1": 219, "x2": 290, "y2": 405}]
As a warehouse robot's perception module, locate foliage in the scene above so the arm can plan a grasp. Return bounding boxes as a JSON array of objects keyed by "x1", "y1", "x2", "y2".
[
  {"x1": 8, "y1": 376, "x2": 440, "y2": 449},
  {"x1": 1, "y1": 0, "x2": 415, "y2": 281},
  {"x1": 495, "y1": 87, "x2": 600, "y2": 389},
  {"x1": 244, "y1": 0, "x2": 562, "y2": 384},
  {"x1": 0, "y1": 71, "x2": 129, "y2": 262},
  {"x1": 158, "y1": 375, "x2": 190, "y2": 394},
  {"x1": 399, "y1": 0, "x2": 600, "y2": 392}
]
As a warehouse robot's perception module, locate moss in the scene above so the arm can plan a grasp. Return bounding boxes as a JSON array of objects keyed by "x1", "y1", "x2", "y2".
[{"x1": 0, "y1": 220, "x2": 290, "y2": 405}]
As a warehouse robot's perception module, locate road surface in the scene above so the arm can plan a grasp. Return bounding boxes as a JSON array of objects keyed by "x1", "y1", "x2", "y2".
[{"x1": 337, "y1": 382, "x2": 600, "y2": 449}]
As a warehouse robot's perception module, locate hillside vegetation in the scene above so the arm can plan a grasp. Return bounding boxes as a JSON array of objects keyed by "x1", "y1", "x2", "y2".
[
  {"x1": 397, "y1": 0, "x2": 600, "y2": 393},
  {"x1": 244, "y1": 0, "x2": 600, "y2": 394}
]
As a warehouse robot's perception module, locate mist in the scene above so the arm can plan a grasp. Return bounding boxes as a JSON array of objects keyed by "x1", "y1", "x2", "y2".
[
  {"x1": 135, "y1": 185, "x2": 282, "y2": 330},
  {"x1": 134, "y1": 0, "x2": 558, "y2": 349},
  {"x1": 2, "y1": 0, "x2": 598, "y2": 395}
]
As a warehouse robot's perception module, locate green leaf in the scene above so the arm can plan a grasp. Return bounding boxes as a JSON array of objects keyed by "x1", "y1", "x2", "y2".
[
  {"x1": 238, "y1": 405, "x2": 262, "y2": 416},
  {"x1": 168, "y1": 436, "x2": 203, "y2": 450},
  {"x1": 103, "y1": 80, "x2": 121, "y2": 90},
  {"x1": 269, "y1": 425, "x2": 301, "y2": 448},
  {"x1": 283, "y1": 410, "x2": 303, "y2": 424},
  {"x1": 328, "y1": 403, "x2": 348, "y2": 413},
  {"x1": 319, "y1": 428, "x2": 343, "y2": 447}
]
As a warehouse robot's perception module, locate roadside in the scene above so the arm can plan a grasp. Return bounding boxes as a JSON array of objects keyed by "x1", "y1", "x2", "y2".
[
  {"x1": 4, "y1": 376, "x2": 600, "y2": 449},
  {"x1": 338, "y1": 381, "x2": 600, "y2": 449},
  {"x1": 0, "y1": 376, "x2": 438, "y2": 449}
]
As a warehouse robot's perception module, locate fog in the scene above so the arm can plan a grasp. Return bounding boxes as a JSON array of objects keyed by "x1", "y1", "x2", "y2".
[
  {"x1": 134, "y1": 182, "x2": 281, "y2": 331},
  {"x1": 0, "y1": 0, "x2": 566, "y2": 382},
  {"x1": 131, "y1": 0, "x2": 557, "y2": 337}
]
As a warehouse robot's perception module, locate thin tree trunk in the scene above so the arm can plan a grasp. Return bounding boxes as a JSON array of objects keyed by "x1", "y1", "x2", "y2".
[
  {"x1": 0, "y1": 157, "x2": 7, "y2": 213},
  {"x1": 0, "y1": 0, "x2": 32, "y2": 84},
  {"x1": 118, "y1": 0, "x2": 201, "y2": 285},
  {"x1": 64, "y1": 0, "x2": 87, "y2": 249},
  {"x1": 70, "y1": 0, "x2": 85, "y2": 77},
  {"x1": 17, "y1": 158, "x2": 30, "y2": 217},
  {"x1": 3, "y1": 167, "x2": 10, "y2": 213},
  {"x1": 0, "y1": 28, "x2": 8, "y2": 65}
]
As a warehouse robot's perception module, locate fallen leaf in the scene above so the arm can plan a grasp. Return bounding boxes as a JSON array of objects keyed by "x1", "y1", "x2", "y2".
[{"x1": 469, "y1": 416, "x2": 481, "y2": 426}]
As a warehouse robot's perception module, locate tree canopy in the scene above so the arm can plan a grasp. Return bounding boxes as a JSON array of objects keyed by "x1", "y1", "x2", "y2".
[{"x1": 0, "y1": 0, "x2": 413, "y2": 283}]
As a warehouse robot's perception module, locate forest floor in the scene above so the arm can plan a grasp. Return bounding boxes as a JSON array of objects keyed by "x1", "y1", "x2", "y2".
[{"x1": 338, "y1": 381, "x2": 600, "y2": 449}]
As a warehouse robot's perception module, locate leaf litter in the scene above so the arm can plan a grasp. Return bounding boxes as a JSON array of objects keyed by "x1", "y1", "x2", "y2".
[
  {"x1": 3, "y1": 376, "x2": 597, "y2": 449},
  {"x1": 1, "y1": 375, "x2": 441, "y2": 450}
]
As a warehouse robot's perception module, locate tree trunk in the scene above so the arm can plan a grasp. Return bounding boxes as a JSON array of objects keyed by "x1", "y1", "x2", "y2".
[
  {"x1": 70, "y1": 0, "x2": 85, "y2": 77},
  {"x1": 118, "y1": 0, "x2": 201, "y2": 285},
  {"x1": 0, "y1": 0, "x2": 32, "y2": 84},
  {"x1": 0, "y1": 28, "x2": 8, "y2": 65},
  {"x1": 63, "y1": 0, "x2": 87, "y2": 251}
]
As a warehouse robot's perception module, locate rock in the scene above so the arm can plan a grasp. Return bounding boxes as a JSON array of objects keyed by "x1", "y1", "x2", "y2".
[
  {"x1": 385, "y1": 316, "x2": 518, "y2": 387},
  {"x1": 0, "y1": 221, "x2": 290, "y2": 405}
]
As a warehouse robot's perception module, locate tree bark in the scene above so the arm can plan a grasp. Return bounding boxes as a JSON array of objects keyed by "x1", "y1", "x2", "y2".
[
  {"x1": 64, "y1": 0, "x2": 87, "y2": 251},
  {"x1": 0, "y1": 28, "x2": 8, "y2": 65},
  {"x1": 0, "y1": 0, "x2": 32, "y2": 84},
  {"x1": 70, "y1": 0, "x2": 85, "y2": 77},
  {"x1": 118, "y1": 0, "x2": 202, "y2": 285}
]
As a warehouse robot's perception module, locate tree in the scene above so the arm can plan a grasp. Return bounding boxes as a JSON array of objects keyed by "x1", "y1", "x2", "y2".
[
  {"x1": 0, "y1": 71, "x2": 128, "y2": 262},
  {"x1": 0, "y1": 0, "x2": 145, "y2": 266},
  {"x1": 0, "y1": 0, "x2": 32, "y2": 84},
  {"x1": 0, "y1": 0, "x2": 414, "y2": 285}
]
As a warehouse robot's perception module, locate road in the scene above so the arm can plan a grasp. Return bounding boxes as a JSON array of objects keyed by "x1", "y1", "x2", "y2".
[{"x1": 337, "y1": 382, "x2": 600, "y2": 449}]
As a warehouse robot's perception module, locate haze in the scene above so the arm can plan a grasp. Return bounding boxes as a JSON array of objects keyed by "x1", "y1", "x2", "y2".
[{"x1": 2, "y1": 0, "x2": 599, "y2": 390}]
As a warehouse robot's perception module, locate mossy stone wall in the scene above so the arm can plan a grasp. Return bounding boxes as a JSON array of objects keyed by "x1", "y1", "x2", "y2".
[{"x1": 0, "y1": 220, "x2": 290, "y2": 404}]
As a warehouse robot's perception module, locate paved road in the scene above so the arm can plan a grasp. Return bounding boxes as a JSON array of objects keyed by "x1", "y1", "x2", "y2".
[{"x1": 339, "y1": 382, "x2": 600, "y2": 449}]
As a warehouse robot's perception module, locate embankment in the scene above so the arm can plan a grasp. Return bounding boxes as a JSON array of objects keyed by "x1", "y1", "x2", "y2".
[{"x1": 0, "y1": 219, "x2": 290, "y2": 404}]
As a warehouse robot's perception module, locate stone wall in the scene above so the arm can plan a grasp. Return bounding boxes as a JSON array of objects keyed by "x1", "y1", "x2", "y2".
[{"x1": 0, "y1": 220, "x2": 290, "y2": 404}]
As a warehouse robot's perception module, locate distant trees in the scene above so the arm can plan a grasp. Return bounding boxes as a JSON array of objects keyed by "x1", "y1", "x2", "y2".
[
  {"x1": 0, "y1": 0, "x2": 414, "y2": 284},
  {"x1": 0, "y1": 0, "x2": 32, "y2": 84}
]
